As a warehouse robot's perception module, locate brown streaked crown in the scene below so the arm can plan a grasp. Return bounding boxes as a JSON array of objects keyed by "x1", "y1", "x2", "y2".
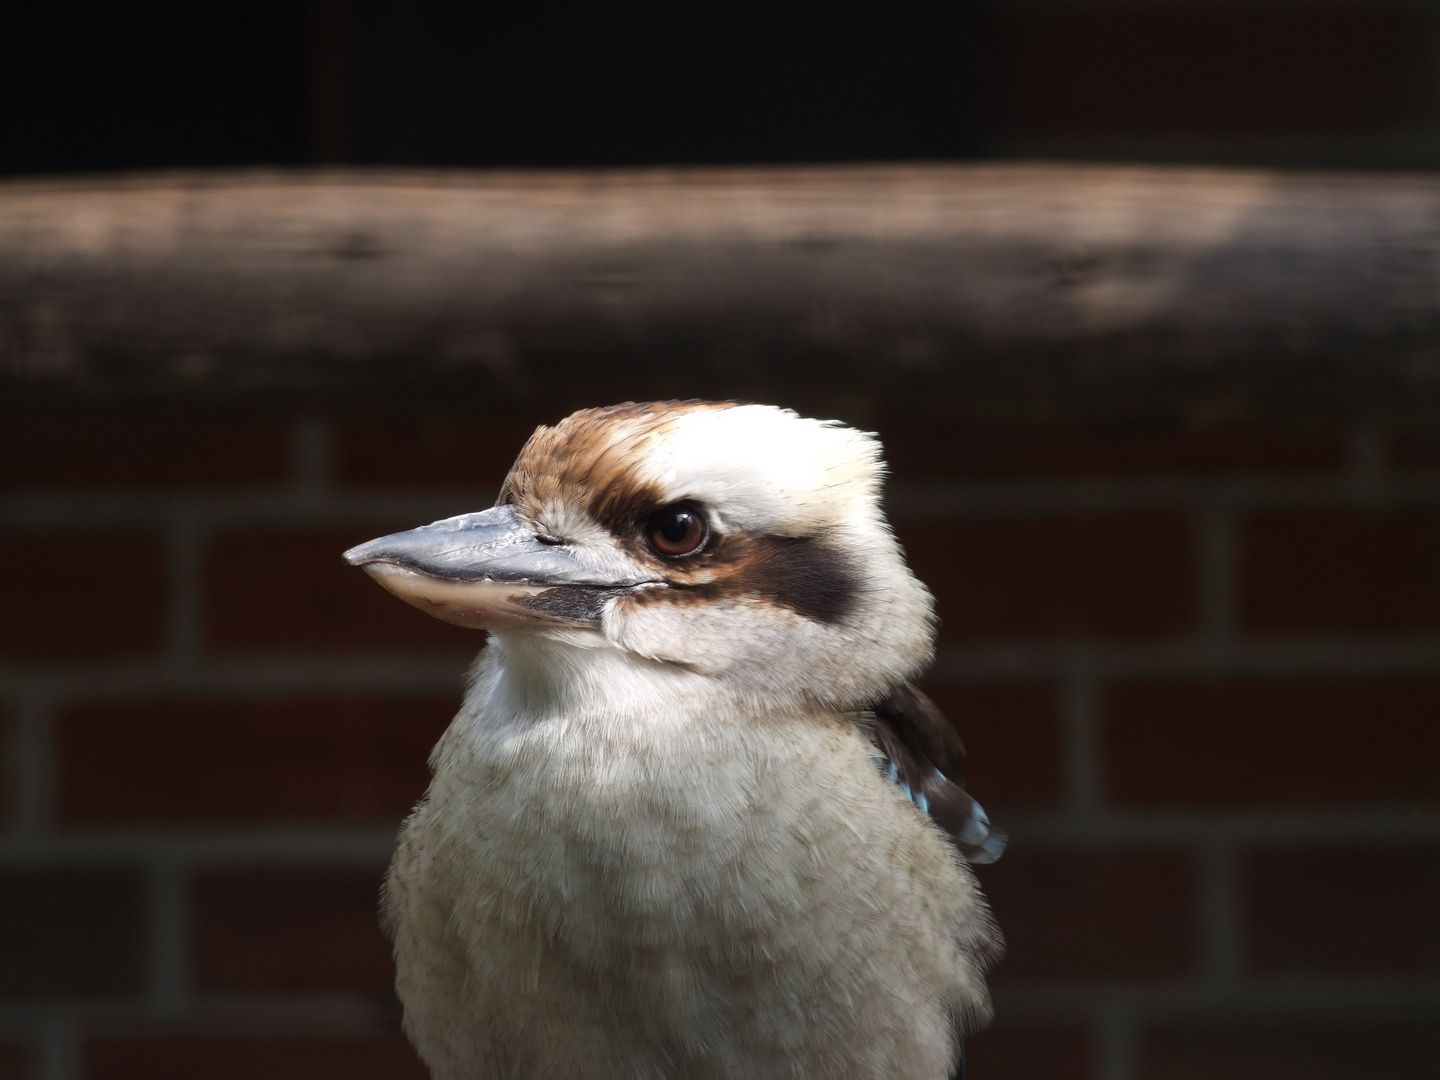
[{"x1": 498, "y1": 400, "x2": 734, "y2": 532}]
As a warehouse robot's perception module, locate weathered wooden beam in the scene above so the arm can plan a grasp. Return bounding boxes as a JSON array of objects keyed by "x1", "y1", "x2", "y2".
[{"x1": 3, "y1": 165, "x2": 1440, "y2": 417}]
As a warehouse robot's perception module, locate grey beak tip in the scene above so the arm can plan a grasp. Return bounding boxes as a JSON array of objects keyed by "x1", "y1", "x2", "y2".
[{"x1": 343, "y1": 540, "x2": 379, "y2": 566}]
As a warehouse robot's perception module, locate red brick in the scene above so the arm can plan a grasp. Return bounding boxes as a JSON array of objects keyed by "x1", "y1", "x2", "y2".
[
  {"x1": 87, "y1": 1037, "x2": 426, "y2": 1080},
  {"x1": 56, "y1": 697, "x2": 454, "y2": 826},
  {"x1": 1240, "y1": 511, "x2": 1440, "y2": 634},
  {"x1": 967, "y1": 1025, "x2": 1092, "y2": 1080},
  {"x1": 0, "y1": 868, "x2": 146, "y2": 1000},
  {"x1": 901, "y1": 515, "x2": 1195, "y2": 642},
  {"x1": 0, "y1": 533, "x2": 166, "y2": 663},
  {"x1": 0, "y1": 708, "x2": 9, "y2": 827},
  {"x1": 989, "y1": 8, "x2": 1432, "y2": 136},
  {"x1": 336, "y1": 415, "x2": 547, "y2": 488},
  {"x1": 922, "y1": 684, "x2": 1063, "y2": 810},
  {"x1": 0, "y1": 416, "x2": 288, "y2": 489},
  {"x1": 192, "y1": 868, "x2": 393, "y2": 994},
  {"x1": 203, "y1": 528, "x2": 480, "y2": 655},
  {"x1": 0, "y1": 1046, "x2": 26, "y2": 1080},
  {"x1": 1142, "y1": 1023, "x2": 1440, "y2": 1080},
  {"x1": 1393, "y1": 432, "x2": 1440, "y2": 472},
  {"x1": 1105, "y1": 680, "x2": 1440, "y2": 809},
  {"x1": 880, "y1": 420, "x2": 1339, "y2": 481},
  {"x1": 975, "y1": 850, "x2": 1197, "y2": 982},
  {"x1": 1245, "y1": 846, "x2": 1440, "y2": 976}
]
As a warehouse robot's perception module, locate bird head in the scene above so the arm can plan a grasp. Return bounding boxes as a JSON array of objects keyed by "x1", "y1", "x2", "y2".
[{"x1": 345, "y1": 402, "x2": 935, "y2": 712}]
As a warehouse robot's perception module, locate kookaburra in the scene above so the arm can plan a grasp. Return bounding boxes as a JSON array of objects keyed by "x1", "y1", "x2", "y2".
[{"x1": 345, "y1": 401, "x2": 1004, "y2": 1080}]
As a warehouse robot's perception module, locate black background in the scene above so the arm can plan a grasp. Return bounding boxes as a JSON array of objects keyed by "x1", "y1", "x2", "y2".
[{"x1": 0, "y1": 2, "x2": 986, "y2": 175}]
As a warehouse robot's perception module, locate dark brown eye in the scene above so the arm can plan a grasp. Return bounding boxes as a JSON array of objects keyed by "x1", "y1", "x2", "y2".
[{"x1": 646, "y1": 503, "x2": 708, "y2": 557}]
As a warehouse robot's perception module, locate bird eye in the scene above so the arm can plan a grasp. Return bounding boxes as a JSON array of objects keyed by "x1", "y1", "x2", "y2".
[{"x1": 645, "y1": 503, "x2": 708, "y2": 557}]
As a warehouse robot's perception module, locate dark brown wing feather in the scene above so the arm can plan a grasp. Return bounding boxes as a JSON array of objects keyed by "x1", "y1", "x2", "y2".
[{"x1": 867, "y1": 681, "x2": 1007, "y2": 864}]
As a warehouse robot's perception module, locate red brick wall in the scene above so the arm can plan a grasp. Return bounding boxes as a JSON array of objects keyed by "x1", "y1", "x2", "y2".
[{"x1": 3, "y1": 408, "x2": 1438, "y2": 1079}]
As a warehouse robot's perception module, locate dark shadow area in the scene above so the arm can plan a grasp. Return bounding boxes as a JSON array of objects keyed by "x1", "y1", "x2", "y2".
[
  {"x1": 0, "y1": 4, "x2": 311, "y2": 174},
  {"x1": 0, "y1": 1, "x2": 983, "y2": 175}
]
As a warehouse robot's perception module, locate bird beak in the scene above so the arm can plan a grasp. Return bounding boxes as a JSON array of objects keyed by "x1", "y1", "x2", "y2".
[{"x1": 343, "y1": 504, "x2": 654, "y2": 630}]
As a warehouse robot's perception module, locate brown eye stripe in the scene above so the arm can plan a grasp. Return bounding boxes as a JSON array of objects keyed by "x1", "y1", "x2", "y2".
[{"x1": 628, "y1": 533, "x2": 861, "y2": 624}]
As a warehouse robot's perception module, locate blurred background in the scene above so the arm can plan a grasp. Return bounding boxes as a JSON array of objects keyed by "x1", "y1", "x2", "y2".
[{"x1": 3, "y1": 3, "x2": 1440, "y2": 1079}]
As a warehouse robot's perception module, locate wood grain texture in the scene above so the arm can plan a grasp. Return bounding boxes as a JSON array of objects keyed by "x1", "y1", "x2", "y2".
[{"x1": 3, "y1": 165, "x2": 1439, "y2": 415}]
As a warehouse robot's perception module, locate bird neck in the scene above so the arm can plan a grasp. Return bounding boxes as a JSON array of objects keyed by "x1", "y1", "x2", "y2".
[{"x1": 477, "y1": 630, "x2": 745, "y2": 729}]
